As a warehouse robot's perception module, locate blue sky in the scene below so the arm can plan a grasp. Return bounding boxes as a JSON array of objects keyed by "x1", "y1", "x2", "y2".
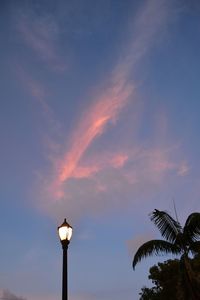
[{"x1": 1, "y1": 0, "x2": 200, "y2": 299}]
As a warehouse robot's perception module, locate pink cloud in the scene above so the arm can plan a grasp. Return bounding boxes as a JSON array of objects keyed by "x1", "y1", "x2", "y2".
[
  {"x1": 66, "y1": 152, "x2": 129, "y2": 179},
  {"x1": 0, "y1": 289, "x2": 26, "y2": 300},
  {"x1": 123, "y1": 147, "x2": 189, "y2": 187},
  {"x1": 49, "y1": 78, "x2": 134, "y2": 198},
  {"x1": 111, "y1": 154, "x2": 128, "y2": 168},
  {"x1": 72, "y1": 165, "x2": 100, "y2": 179},
  {"x1": 46, "y1": 0, "x2": 174, "y2": 200},
  {"x1": 144, "y1": 148, "x2": 176, "y2": 174},
  {"x1": 35, "y1": 0, "x2": 189, "y2": 222}
]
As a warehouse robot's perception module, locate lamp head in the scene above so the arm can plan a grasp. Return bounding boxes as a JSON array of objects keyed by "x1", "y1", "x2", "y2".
[{"x1": 58, "y1": 219, "x2": 72, "y2": 247}]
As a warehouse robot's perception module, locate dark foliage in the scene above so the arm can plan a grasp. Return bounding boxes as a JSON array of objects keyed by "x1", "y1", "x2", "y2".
[
  {"x1": 139, "y1": 255, "x2": 200, "y2": 300},
  {"x1": 132, "y1": 209, "x2": 200, "y2": 299}
]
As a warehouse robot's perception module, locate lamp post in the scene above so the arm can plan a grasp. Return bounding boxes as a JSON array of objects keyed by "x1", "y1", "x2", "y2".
[{"x1": 58, "y1": 219, "x2": 73, "y2": 300}]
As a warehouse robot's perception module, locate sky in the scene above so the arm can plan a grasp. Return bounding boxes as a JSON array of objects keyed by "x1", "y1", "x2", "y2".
[{"x1": 1, "y1": 0, "x2": 200, "y2": 299}]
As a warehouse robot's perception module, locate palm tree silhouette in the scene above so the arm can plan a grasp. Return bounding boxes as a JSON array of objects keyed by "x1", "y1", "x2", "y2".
[{"x1": 132, "y1": 209, "x2": 200, "y2": 299}]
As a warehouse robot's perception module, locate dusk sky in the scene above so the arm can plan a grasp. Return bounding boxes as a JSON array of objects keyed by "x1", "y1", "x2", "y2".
[{"x1": 1, "y1": 0, "x2": 200, "y2": 299}]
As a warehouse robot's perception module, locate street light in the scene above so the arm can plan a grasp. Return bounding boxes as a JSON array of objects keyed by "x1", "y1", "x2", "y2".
[{"x1": 58, "y1": 219, "x2": 73, "y2": 300}]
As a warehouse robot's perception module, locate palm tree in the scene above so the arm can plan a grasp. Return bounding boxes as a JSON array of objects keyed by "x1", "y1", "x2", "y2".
[{"x1": 132, "y1": 209, "x2": 200, "y2": 299}]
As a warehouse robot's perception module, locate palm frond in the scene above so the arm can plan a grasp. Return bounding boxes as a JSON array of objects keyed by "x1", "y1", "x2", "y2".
[
  {"x1": 184, "y1": 212, "x2": 200, "y2": 241},
  {"x1": 189, "y1": 241, "x2": 200, "y2": 255},
  {"x1": 150, "y1": 209, "x2": 182, "y2": 243},
  {"x1": 132, "y1": 239, "x2": 181, "y2": 269}
]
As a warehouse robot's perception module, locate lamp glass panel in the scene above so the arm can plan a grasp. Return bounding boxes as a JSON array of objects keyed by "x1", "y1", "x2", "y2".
[
  {"x1": 59, "y1": 226, "x2": 72, "y2": 241},
  {"x1": 67, "y1": 227, "x2": 72, "y2": 241}
]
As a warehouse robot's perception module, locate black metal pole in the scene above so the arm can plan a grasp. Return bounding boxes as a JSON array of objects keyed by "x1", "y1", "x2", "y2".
[{"x1": 62, "y1": 241, "x2": 69, "y2": 300}]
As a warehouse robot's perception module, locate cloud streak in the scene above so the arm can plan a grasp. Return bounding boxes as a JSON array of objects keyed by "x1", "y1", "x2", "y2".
[
  {"x1": 46, "y1": 0, "x2": 169, "y2": 196},
  {"x1": 16, "y1": 65, "x2": 61, "y2": 136},
  {"x1": 50, "y1": 79, "x2": 134, "y2": 198},
  {"x1": 15, "y1": 9, "x2": 67, "y2": 72},
  {"x1": 36, "y1": 0, "x2": 188, "y2": 221}
]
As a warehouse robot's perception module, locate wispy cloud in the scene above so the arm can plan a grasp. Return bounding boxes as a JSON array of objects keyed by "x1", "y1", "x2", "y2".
[
  {"x1": 127, "y1": 233, "x2": 155, "y2": 256},
  {"x1": 177, "y1": 160, "x2": 189, "y2": 176},
  {"x1": 15, "y1": 9, "x2": 67, "y2": 72},
  {"x1": 111, "y1": 154, "x2": 129, "y2": 168},
  {"x1": 46, "y1": 70, "x2": 134, "y2": 199},
  {"x1": 16, "y1": 65, "x2": 61, "y2": 136},
  {"x1": 70, "y1": 152, "x2": 129, "y2": 179},
  {"x1": 123, "y1": 146, "x2": 188, "y2": 185},
  {"x1": 0, "y1": 289, "x2": 26, "y2": 300},
  {"x1": 36, "y1": 0, "x2": 188, "y2": 221}
]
